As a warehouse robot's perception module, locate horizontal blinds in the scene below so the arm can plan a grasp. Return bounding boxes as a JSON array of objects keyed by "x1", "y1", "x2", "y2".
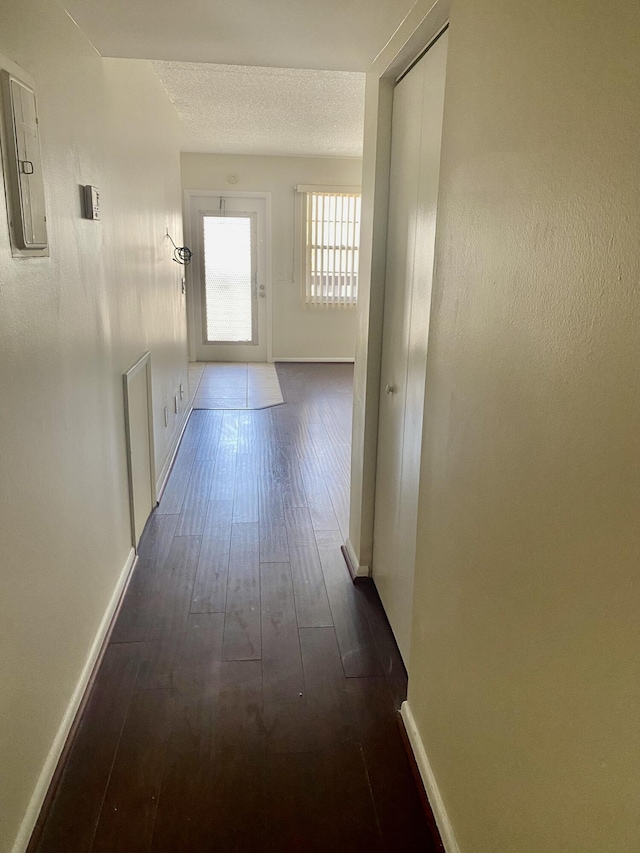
[{"x1": 300, "y1": 190, "x2": 361, "y2": 307}]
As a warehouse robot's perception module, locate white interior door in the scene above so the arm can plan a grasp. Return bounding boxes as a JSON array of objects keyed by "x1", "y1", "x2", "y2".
[
  {"x1": 372, "y1": 30, "x2": 448, "y2": 667},
  {"x1": 188, "y1": 194, "x2": 268, "y2": 362}
]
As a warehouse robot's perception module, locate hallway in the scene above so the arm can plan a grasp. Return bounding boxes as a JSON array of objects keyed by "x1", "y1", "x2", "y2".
[{"x1": 33, "y1": 364, "x2": 437, "y2": 852}]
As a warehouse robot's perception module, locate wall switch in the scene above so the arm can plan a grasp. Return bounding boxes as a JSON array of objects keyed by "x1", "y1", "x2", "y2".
[
  {"x1": 164, "y1": 406, "x2": 168, "y2": 427},
  {"x1": 174, "y1": 395, "x2": 179, "y2": 414}
]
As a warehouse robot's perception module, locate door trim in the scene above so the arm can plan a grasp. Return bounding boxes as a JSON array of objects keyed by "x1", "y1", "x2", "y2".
[{"x1": 183, "y1": 190, "x2": 273, "y2": 363}]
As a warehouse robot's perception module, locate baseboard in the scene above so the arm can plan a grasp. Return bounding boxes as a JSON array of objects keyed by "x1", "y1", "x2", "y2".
[
  {"x1": 400, "y1": 701, "x2": 460, "y2": 853},
  {"x1": 273, "y1": 357, "x2": 355, "y2": 363},
  {"x1": 14, "y1": 548, "x2": 138, "y2": 853},
  {"x1": 344, "y1": 537, "x2": 370, "y2": 577},
  {"x1": 155, "y1": 403, "x2": 193, "y2": 502}
]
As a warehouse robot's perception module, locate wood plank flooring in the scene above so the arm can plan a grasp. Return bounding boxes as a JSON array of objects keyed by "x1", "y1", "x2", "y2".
[{"x1": 33, "y1": 363, "x2": 438, "y2": 853}]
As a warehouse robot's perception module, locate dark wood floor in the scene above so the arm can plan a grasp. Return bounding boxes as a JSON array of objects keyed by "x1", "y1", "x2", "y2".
[{"x1": 34, "y1": 363, "x2": 439, "y2": 852}]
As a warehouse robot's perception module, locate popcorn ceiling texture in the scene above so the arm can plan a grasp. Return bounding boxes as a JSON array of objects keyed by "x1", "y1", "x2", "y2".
[{"x1": 153, "y1": 62, "x2": 365, "y2": 158}]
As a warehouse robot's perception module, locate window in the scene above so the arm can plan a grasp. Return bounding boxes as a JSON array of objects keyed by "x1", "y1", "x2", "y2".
[
  {"x1": 201, "y1": 212, "x2": 257, "y2": 344},
  {"x1": 297, "y1": 185, "x2": 361, "y2": 307}
]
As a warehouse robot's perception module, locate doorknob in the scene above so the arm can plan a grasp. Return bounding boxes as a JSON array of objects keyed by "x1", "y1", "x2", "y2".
[{"x1": 385, "y1": 383, "x2": 396, "y2": 395}]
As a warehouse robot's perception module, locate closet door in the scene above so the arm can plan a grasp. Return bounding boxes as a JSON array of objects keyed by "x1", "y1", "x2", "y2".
[{"x1": 372, "y1": 31, "x2": 448, "y2": 667}]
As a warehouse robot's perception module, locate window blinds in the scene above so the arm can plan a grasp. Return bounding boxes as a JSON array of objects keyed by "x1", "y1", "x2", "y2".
[{"x1": 297, "y1": 186, "x2": 361, "y2": 307}]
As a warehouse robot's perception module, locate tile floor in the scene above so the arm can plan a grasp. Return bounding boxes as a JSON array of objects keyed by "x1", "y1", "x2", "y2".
[{"x1": 189, "y1": 362, "x2": 284, "y2": 410}]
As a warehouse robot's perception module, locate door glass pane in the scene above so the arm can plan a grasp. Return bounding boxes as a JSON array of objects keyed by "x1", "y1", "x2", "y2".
[{"x1": 203, "y1": 214, "x2": 254, "y2": 343}]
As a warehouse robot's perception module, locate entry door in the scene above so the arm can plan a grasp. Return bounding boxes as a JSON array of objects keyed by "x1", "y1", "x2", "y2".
[
  {"x1": 372, "y1": 31, "x2": 448, "y2": 667},
  {"x1": 189, "y1": 195, "x2": 267, "y2": 362}
]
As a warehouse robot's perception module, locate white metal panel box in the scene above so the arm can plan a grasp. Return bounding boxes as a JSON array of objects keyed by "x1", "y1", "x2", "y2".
[{"x1": 1, "y1": 70, "x2": 48, "y2": 251}]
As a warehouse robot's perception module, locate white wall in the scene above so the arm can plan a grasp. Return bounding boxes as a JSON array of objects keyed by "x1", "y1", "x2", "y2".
[
  {"x1": 181, "y1": 153, "x2": 362, "y2": 361},
  {"x1": 0, "y1": 0, "x2": 187, "y2": 848},
  {"x1": 361, "y1": 1, "x2": 640, "y2": 852},
  {"x1": 353, "y1": 0, "x2": 640, "y2": 849}
]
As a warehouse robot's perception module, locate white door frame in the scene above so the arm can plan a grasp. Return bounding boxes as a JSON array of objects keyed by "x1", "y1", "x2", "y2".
[
  {"x1": 346, "y1": 0, "x2": 450, "y2": 578},
  {"x1": 183, "y1": 189, "x2": 273, "y2": 363}
]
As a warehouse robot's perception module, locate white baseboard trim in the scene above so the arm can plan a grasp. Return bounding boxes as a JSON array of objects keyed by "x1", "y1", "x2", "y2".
[
  {"x1": 11, "y1": 547, "x2": 138, "y2": 853},
  {"x1": 400, "y1": 701, "x2": 460, "y2": 853},
  {"x1": 345, "y1": 537, "x2": 370, "y2": 577},
  {"x1": 155, "y1": 403, "x2": 193, "y2": 502},
  {"x1": 273, "y1": 357, "x2": 355, "y2": 363}
]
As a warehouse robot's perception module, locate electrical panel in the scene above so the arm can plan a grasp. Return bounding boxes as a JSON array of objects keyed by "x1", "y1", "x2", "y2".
[{"x1": 1, "y1": 69, "x2": 48, "y2": 252}]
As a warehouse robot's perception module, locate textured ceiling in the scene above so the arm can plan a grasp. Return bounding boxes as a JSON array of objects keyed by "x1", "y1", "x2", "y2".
[
  {"x1": 63, "y1": 0, "x2": 416, "y2": 71},
  {"x1": 152, "y1": 62, "x2": 366, "y2": 158}
]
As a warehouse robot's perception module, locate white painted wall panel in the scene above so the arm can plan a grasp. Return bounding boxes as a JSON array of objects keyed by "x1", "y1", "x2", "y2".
[
  {"x1": 408, "y1": 3, "x2": 640, "y2": 852},
  {"x1": 0, "y1": 2, "x2": 186, "y2": 848}
]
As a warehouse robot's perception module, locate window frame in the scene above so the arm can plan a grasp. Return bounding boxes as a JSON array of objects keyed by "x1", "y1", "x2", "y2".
[{"x1": 296, "y1": 184, "x2": 361, "y2": 308}]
